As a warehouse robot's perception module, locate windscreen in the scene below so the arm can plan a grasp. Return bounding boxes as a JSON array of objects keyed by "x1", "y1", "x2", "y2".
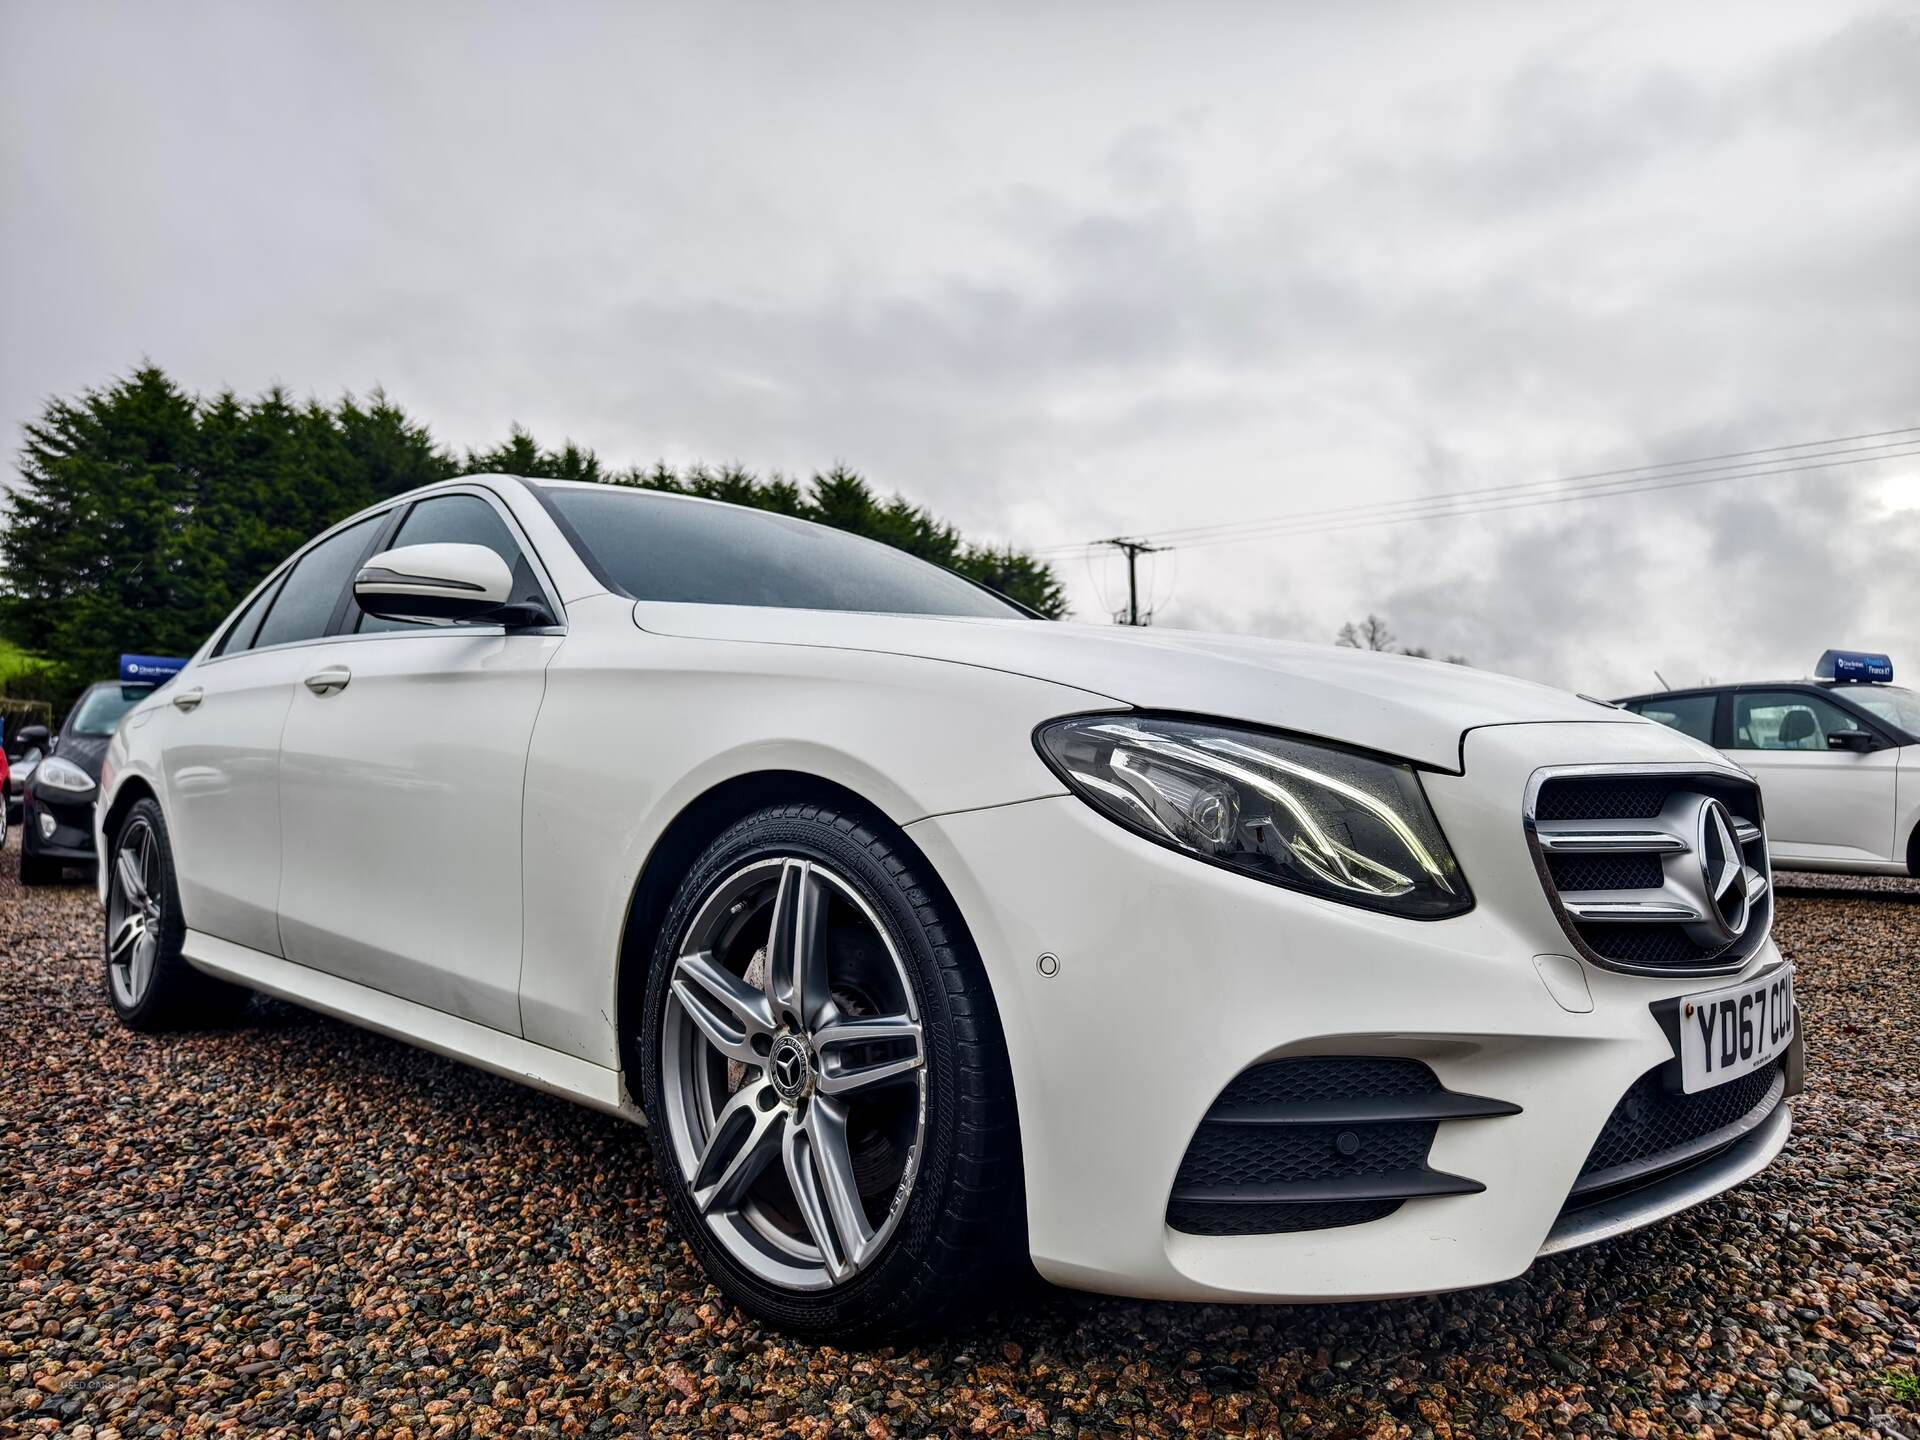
[
  {"x1": 539, "y1": 485, "x2": 1028, "y2": 619},
  {"x1": 68, "y1": 685, "x2": 150, "y2": 736},
  {"x1": 1843, "y1": 684, "x2": 1920, "y2": 736}
]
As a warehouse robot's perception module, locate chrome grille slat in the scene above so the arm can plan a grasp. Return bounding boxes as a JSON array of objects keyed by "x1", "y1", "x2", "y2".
[
  {"x1": 1524, "y1": 765, "x2": 1773, "y2": 978},
  {"x1": 1559, "y1": 894, "x2": 1703, "y2": 922},
  {"x1": 1534, "y1": 826, "x2": 1688, "y2": 854}
]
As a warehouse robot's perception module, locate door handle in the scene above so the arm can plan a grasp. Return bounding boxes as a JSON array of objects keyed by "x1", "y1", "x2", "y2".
[
  {"x1": 171, "y1": 687, "x2": 204, "y2": 712},
  {"x1": 304, "y1": 666, "x2": 352, "y2": 696}
]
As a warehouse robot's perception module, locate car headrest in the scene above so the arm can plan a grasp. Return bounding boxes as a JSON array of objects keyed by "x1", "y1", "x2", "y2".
[{"x1": 1777, "y1": 709, "x2": 1817, "y2": 744}]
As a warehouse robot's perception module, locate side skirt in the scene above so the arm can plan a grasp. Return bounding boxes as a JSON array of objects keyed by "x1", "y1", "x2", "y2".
[{"x1": 183, "y1": 930, "x2": 644, "y2": 1123}]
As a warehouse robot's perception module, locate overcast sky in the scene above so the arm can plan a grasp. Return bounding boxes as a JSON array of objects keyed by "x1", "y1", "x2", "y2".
[{"x1": 4, "y1": 1, "x2": 1915, "y2": 695}]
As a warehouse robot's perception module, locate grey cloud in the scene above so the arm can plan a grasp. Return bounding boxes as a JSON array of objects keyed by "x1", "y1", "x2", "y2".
[{"x1": 2, "y1": 0, "x2": 1915, "y2": 691}]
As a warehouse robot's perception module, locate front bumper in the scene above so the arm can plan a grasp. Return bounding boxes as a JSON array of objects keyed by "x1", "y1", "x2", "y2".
[
  {"x1": 23, "y1": 787, "x2": 100, "y2": 861},
  {"x1": 905, "y1": 719, "x2": 1797, "y2": 1302}
]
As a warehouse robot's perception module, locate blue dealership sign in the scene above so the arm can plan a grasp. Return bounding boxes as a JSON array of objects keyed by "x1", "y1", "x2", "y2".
[
  {"x1": 120, "y1": 654, "x2": 188, "y2": 684},
  {"x1": 1813, "y1": 649, "x2": 1893, "y2": 684}
]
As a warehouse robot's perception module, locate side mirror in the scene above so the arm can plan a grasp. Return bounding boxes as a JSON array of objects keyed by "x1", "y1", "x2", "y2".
[
  {"x1": 354, "y1": 544, "x2": 516, "y2": 626},
  {"x1": 1827, "y1": 728, "x2": 1876, "y2": 752},
  {"x1": 11, "y1": 725, "x2": 51, "y2": 756}
]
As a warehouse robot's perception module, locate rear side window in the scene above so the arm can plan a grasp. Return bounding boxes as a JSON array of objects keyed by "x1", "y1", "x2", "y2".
[
  {"x1": 356, "y1": 494, "x2": 544, "y2": 633},
  {"x1": 252, "y1": 515, "x2": 386, "y2": 651},
  {"x1": 212, "y1": 572, "x2": 286, "y2": 657},
  {"x1": 1630, "y1": 694, "x2": 1716, "y2": 743}
]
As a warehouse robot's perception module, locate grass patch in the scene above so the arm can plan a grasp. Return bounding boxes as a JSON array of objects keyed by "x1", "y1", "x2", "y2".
[
  {"x1": 0, "y1": 637, "x2": 43, "y2": 688},
  {"x1": 1879, "y1": 1369, "x2": 1920, "y2": 1403}
]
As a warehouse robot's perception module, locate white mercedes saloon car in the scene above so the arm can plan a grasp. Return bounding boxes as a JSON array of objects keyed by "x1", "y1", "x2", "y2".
[{"x1": 97, "y1": 474, "x2": 1803, "y2": 1339}]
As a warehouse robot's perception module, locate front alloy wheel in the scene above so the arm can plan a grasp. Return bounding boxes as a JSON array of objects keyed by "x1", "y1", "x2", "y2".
[
  {"x1": 641, "y1": 802, "x2": 1022, "y2": 1339},
  {"x1": 661, "y1": 856, "x2": 926, "y2": 1289}
]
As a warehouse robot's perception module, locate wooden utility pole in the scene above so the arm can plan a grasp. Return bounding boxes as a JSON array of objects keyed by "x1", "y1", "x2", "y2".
[{"x1": 1097, "y1": 537, "x2": 1165, "y2": 625}]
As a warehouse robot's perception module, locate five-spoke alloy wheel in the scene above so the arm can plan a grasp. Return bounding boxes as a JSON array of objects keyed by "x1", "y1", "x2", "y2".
[
  {"x1": 661, "y1": 855, "x2": 927, "y2": 1289},
  {"x1": 641, "y1": 803, "x2": 1022, "y2": 1340},
  {"x1": 106, "y1": 815, "x2": 166, "y2": 1010}
]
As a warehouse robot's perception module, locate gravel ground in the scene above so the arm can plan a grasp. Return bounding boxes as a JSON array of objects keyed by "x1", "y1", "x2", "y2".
[{"x1": 4, "y1": 863, "x2": 1916, "y2": 1439}]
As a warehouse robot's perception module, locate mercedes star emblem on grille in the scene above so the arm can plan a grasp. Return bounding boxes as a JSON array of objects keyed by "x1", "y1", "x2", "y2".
[{"x1": 1696, "y1": 798, "x2": 1752, "y2": 941}]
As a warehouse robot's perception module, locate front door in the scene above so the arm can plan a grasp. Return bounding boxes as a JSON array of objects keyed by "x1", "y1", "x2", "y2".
[
  {"x1": 274, "y1": 492, "x2": 561, "y2": 1034},
  {"x1": 1726, "y1": 688, "x2": 1900, "y2": 864}
]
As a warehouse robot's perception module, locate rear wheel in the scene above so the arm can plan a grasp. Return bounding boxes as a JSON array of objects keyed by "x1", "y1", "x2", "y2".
[
  {"x1": 640, "y1": 802, "x2": 1022, "y2": 1340},
  {"x1": 104, "y1": 799, "x2": 249, "y2": 1030}
]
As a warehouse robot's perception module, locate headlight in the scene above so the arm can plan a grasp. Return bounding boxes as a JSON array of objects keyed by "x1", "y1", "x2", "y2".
[
  {"x1": 34, "y1": 757, "x2": 96, "y2": 794},
  {"x1": 1036, "y1": 715, "x2": 1471, "y2": 918}
]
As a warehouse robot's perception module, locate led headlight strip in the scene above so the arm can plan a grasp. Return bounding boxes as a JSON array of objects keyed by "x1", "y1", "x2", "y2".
[{"x1": 1037, "y1": 715, "x2": 1471, "y2": 919}]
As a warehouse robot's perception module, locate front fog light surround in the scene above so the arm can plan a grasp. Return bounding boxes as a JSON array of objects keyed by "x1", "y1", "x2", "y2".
[
  {"x1": 1037, "y1": 715, "x2": 1471, "y2": 918},
  {"x1": 38, "y1": 809, "x2": 58, "y2": 840}
]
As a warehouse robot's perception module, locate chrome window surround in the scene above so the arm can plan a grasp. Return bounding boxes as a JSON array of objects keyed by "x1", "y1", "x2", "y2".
[{"x1": 1522, "y1": 762, "x2": 1773, "y2": 978}]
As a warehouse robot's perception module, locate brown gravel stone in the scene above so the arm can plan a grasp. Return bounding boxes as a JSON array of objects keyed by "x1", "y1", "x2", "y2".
[{"x1": 3, "y1": 862, "x2": 1916, "y2": 1438}]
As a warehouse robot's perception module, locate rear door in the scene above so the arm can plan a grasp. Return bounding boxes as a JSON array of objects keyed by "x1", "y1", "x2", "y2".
[
  {"x1": 275, "y1": 489, "x2": 562, "y2": 1034},
  {"x1": 159, "y1": 513, "x2": 392, "y2": 953},
  {"x1": 1726, "y1": 687, "x2": 1900, "y2": 864}
]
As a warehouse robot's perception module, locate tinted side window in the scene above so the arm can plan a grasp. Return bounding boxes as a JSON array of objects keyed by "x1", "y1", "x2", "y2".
[
  {"x1": 1630, "y1": 694, "x2": 1716, "y2": 743},
  {"x1": 540, "y1": 485, "x2": 1025, "y2": 618},
  {"x1": 252, "y1": 516, "x2": 385, "y2": 650},
  {"x1": 1731, "y1": 690, "x2": 1858, "y2": 750},
  {"x1": 212, "y1": 572, "x2": 287, "y2": 656},
  {"x1": 356, "y1": 494, "x2": 541, "y2": 634}
]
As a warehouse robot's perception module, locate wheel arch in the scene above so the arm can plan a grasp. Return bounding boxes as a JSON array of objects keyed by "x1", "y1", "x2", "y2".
[
  {"x1": 611, "y1": 770, "x2": 1019, "y2": 1144},
  {"x1": 100, "y1": 774, "x2": 160, "y2": 849}
]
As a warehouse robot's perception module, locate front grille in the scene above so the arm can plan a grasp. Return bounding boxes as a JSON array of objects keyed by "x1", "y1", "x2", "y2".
[
  {"x1": 1527, "y1": 767, "x2": 1772, "y2": 976},
  {"x1": 1535, "y1": 777, "x2": 1671, "y2": 821},
  {"x1": 1546, "y1": 852, "x2": 1664, "y2": 893},
  {"x1": 1570, "y1": 1061, "x2": 1784, "y2": 1203},
  {"x1": 1166, "y1": 1057, "x2": 1517, "y2": 1237}
]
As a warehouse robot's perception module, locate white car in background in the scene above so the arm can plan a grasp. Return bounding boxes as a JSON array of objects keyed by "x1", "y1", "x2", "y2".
[
  {"x1": 97, "y1": 474, "x2": 1802, "y2": 1339},
  {"x1": 1618, "y1": 652, "x2": 1919, "y2": 879}
]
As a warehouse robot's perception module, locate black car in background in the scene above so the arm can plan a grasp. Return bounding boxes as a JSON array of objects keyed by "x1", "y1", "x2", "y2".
[{"x1": 19, "y1": 682, "x2": 153, "y2": 884}]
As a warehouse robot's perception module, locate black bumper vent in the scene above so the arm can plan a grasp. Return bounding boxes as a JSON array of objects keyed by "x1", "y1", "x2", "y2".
[
  {"x1": 1569, "y1": 1061, "x2": 1785, "y2": 1204},
  {"x1": 1167, "y1": 1057, "x2": 1518, "y2": 1237}
]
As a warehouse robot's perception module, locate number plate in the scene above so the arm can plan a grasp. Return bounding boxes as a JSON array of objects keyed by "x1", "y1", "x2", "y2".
[{"x1": 1679, "y1": 966, "x2": 1794, "y2": 1094}]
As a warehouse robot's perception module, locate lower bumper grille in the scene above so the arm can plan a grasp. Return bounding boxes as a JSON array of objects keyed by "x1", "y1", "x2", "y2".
[
  {"x1": 1569, "y1": 1061, "x2": 1785, "y2": 1205},
  {"x1": 1166, "y1": 1057, "x2": 1518, "y2": 1236}
]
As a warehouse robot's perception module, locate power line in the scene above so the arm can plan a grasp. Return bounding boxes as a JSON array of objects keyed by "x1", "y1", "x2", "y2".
[
  {"x1": 1158, "y1": 444, "x2": 1920, "y2": 551},
  {"x1": 1034, "y1": 424, "x2": 1920, "y2": 557},
  {"x1": 1116, "y1": 435, "x2": 1920, "y2": 547}
]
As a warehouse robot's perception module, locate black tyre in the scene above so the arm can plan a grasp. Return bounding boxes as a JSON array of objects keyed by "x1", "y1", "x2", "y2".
[
  {"x1": 639, "y1": 801, "x2": 1023, "y2": 1341},
  {"x1": 103, "y1": 798, "x2": 249, "y2": 1030}
]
